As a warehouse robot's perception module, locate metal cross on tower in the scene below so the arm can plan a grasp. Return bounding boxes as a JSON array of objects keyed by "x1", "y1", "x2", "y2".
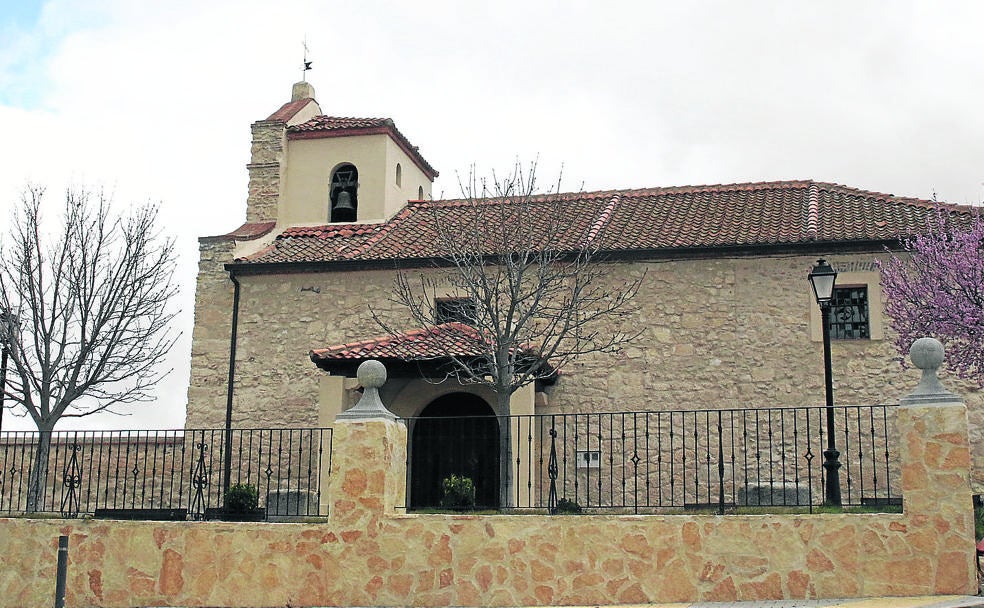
[{"x1": 302, "y1": 37, "x2": 313, "y2": 81}]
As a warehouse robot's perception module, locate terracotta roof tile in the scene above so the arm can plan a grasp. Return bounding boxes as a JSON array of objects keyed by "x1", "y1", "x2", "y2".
[
  {"x1": 266, "y1": 99, "x2": 316, "y2": 123},
  {"x1": 288, "y1": 116, "x2": 395, "y2": 132},
  {"x1": 203, "y1": 221, "x2": 276, "y2": 243},
  {"x1": 311, "y1": 323, "x2": 490, "y2": 362},
  {"x1": 235, "y1": 180, "x2": 979, "y2": 266}
]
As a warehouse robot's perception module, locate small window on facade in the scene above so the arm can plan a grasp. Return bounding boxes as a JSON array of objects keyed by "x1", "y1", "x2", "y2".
[
  {"x1": 829, "y1": 286, "x2": 870, "y2": 339},
  {"x1": 435, "y1": 298, "x2": 477, "y2": 325},
  {"x1": 395, "y1": 163, "x2": 402, "y2": 187},
  {"x1": 418, "y1": 185, "x2": 424, "y2": 200},
  {"x1": 330, "y1": 164, "x2": 358, "y2": 223}
]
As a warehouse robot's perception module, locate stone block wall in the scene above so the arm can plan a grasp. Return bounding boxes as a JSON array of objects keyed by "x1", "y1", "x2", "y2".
[
  {"x1": 0, "y1": 385, "x2": 975, "y2": 607},
  {"x1": 185, "y1": 238, "x2": 237, "y2": 428},
  {"x1": 185, "y1": 250, "x2": 984, "y2": 487},
  {"x1": 245, "y1": 120, "x2": 286, "y2": 223}
]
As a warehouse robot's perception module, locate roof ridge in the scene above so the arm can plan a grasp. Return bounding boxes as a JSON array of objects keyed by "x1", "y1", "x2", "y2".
[
  {"x1": 582, "y1": 193, "x2": 622, "y2": 247},
  {"x1": 278, "y1": 223, "x2": 378, "y2": 239},
  {"x1": 806, "y1": 182, "x2": 819, "y2": 240},
  {"x1": 429, "y1": 180, "x2": 815, "y2": 206}
]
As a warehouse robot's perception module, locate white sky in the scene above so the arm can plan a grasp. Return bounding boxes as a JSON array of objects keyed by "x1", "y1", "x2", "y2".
[{"x1": 1, "y1": 0, "x2": 983, "y2": 431}]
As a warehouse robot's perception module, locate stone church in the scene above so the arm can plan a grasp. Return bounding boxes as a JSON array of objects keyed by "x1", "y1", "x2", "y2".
[{"x1": 186, "y1": 81, "x2": 983, "y2": 507}]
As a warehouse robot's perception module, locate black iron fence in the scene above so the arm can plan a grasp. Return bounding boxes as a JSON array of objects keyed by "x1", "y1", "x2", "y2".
[
  {"x1": 0, "y1": 428, "x2": 331, "y2": 519},
  {"x1": 402, "y1": 405, "x2": 899, "y2": 513}
]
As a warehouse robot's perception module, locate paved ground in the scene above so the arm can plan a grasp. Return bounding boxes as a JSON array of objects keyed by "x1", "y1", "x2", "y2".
[
  {"x1": 153, "y1": 596, "x2": 984, "y2": 607},
  {"x1": 605, "y1": 595, "x2": 984, "y2": 608}
]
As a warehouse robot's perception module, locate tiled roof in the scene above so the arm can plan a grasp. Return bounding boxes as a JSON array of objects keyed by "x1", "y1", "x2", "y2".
[
  {"x1": 202, "y1": 221, "x2": 276, "y2": 243},
  {"x1": 266, "y1": 99, "x2": 315, "y2": 123},
  {"x1": 310, "y1": 323, "x2": 492, "y2": 362},
  {"x1": 287, "y1": 116, "x2": 438, "y2": 179},
  {"x1": 310, "y1": 323, "x2": 549, "y2": 373},
  {"x1": 236, "y1": 180, "x2": 979, "y2": 266},
  {"x1": 288, "y1": 116, "x2": 395, "y2": 132}
]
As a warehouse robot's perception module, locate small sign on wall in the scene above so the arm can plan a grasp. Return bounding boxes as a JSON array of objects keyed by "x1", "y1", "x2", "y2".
[{"x1": 576, "y1": 450, "x2": 601, "y2": 469}]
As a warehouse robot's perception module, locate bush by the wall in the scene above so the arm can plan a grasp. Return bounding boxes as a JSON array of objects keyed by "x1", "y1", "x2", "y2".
[
  {"x1": 554, "y1": 497, "x2": 582, "y2": 514},
  {"x1": 440, "y1": 475, "x2": 476, "y2": 510},
  {"x1": 225, "y1": 483, "x2": 259, "y2": 513}
]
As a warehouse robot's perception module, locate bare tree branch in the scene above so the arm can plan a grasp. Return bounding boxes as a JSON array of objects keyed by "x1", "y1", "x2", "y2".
[
  {"x1": 0, "y1": 186, "x2": 180, "y2": 510},
  {"x1": 377, "y1": 162, "x2": 642, "y2": 507}
]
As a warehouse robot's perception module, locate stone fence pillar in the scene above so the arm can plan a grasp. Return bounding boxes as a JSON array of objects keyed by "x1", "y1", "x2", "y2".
[
  {"x1": 328, "y1": 361, "x2": 407, "y2": 529},
  {"x1": 893, "y1": 337, "x2": 976, "y2": 595}
]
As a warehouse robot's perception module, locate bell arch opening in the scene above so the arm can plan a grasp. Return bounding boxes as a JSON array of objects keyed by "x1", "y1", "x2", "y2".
[{"x1": 330, "y1": 163, "x2": 358, "y2": 222}]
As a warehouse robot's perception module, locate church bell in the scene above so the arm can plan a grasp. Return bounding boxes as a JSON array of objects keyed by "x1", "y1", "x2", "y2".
[
  {"x1": 332, "y1": 190, "x2": 356, "y2": 221},
  {"x1": 334, "y1": 190, "x2": 355, "y2": 213}
]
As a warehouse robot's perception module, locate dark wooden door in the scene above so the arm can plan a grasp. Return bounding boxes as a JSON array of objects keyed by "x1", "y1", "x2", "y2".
[{"x1": 409, "y1": 393, "x2": 500, "y2": 510}]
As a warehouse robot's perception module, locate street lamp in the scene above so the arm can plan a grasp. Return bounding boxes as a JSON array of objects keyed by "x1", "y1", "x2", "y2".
[{"x1": 808, "y1": 258, "x2": 842, "y2": 506}]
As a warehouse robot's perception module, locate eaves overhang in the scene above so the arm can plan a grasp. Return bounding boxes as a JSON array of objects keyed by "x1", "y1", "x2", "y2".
[
  {"x1": 224, "y1": 238, "x2": 900, "y2": 276},
  {"x1": 287, "y1": 126, "x2": 439, "y2": 181}
]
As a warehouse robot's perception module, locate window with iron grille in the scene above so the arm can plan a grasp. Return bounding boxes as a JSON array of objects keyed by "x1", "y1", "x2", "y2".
[
  {"x1": 435, "y1": 298, "x2": 477, "y2": 325},
  {"x1": 829, "y1": 286, "x2": 870, "y2": 339}
]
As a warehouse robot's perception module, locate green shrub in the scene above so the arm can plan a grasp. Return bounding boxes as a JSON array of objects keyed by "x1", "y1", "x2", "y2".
[
  {"x1": 554, "y1": 497, "x2": 582, "y2": 514},
  {"x1": 440, "y1": 475, "x2": 476, "y2": 510},
  {"x1": 225, "y1": 483, "x2": 259, "y2": 513}
]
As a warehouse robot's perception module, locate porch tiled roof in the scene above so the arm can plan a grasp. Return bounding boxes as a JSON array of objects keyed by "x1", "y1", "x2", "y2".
[
  {"x1": 310, "y1": 323, "x2": 490, "y2": 362},
  {"x1": 236, "y1": 180, "x2": 977, "y2": 266}
]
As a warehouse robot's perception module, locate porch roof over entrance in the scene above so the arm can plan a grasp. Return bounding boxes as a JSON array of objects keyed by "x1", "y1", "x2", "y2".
[{"x1": 309, "y1": 323, "x2": 552, "y2": 379}]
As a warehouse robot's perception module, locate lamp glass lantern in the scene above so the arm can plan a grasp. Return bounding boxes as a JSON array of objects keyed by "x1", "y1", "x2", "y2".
[{"x1": 808, "y1": 259, "x2": 837, "y2": 306}]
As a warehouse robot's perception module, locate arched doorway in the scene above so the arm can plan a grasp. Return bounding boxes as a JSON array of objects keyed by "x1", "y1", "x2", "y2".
[{"x1": 409, "y1": 393, "x2": 500, "y2": 510}]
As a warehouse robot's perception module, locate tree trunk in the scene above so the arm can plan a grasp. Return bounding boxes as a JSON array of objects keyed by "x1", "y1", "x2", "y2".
[
  {"x1": 26, "y1": 422, "x2": 54, "y2": 512},
  {"x1": 497, "y1": 391, "x2": 513, "y2": 509}
]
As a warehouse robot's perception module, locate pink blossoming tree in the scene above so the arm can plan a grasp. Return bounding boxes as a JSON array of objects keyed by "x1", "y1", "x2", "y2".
[{"x1": 880, "y1": 208, "x2": 984, "y2": 384}]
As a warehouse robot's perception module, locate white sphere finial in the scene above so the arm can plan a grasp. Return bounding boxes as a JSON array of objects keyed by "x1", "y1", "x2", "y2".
[
  {"x1": 909, "y1": 337, "x2": 944, "y2": 371},
  {"x1": 901, "y1": 337, "x2": 958, "y2": 406},
  {"x1": 336, "y1": 359, "x2": 396, "y2": 421},
  {"x1": 357, "y1": 359, "x2": 387, "y2": 389}
]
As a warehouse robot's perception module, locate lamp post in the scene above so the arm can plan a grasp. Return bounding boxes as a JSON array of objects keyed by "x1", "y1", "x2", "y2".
[{"x1": 808, "y1": 258, "x2": 842, "y2": 506}]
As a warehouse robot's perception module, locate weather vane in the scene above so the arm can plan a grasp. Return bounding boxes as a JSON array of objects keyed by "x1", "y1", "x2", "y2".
[{"x1": 302, "y1": 37, "x2": 313, "y2": 82}]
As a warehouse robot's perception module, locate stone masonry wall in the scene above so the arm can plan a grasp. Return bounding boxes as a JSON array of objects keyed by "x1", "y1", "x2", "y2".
[
  {"x1": 0, "y1": 389, "x2": 974, "y2": 607},
  {"x1": 245, "y1": 120, "x2": 286, "y2": 223},
  {"x1": 185, "y1": 250, "x2": 984, "y2": 487},
  {"x1": 185, "y1": 238, "x2": 237, "y2": 429}
]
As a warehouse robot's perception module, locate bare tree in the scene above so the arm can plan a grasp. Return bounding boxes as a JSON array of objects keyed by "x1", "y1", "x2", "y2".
[
  {"x1": 0, "y1": 187, "x2": 179, "y2": 511},
  {"x1": 379, "y1": 162, "x2": 642, "y2": 507}
]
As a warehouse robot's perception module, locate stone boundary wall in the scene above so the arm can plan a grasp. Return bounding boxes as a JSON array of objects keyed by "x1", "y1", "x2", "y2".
[{"x1": 0, "y1": 392, "x2": 974, "y2": 607}]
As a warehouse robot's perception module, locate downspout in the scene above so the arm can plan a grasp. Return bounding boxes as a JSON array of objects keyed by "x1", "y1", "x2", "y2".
[{"x1": 223, "y1": 269, "x2": 242, "y2": 506}]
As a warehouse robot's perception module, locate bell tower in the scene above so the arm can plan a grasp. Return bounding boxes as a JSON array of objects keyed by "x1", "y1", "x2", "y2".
[
  {"x1": 244, "y1": 82, "x2": 322, "y2": 224},
  {"x1": 244, "y1": 82, "x2": 437, "y2": 228}
]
